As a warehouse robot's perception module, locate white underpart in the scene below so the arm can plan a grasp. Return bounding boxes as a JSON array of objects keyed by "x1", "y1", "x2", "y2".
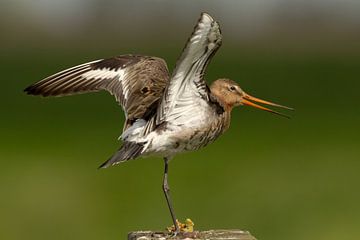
[{"x1": 139, "y1": 96, "x2": 216, "y2": 158}]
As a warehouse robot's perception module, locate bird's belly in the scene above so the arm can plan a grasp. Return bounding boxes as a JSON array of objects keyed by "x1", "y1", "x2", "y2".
[{"x1": 144, "y1": 121, "x2": 223, "y2": 157}]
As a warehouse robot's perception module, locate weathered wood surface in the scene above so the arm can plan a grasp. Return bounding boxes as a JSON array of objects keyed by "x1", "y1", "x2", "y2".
[{"x1": 128, "y1": 229, "x2": 256, "y2": 240}]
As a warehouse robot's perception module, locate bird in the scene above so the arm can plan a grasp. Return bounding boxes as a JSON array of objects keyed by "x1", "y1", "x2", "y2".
[{"x1": 24, "y1": 13, "x2": 292, "y2": 233}]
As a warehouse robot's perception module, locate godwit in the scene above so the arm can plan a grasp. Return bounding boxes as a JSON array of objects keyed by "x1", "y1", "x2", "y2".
[{"x1": 24, "y1": 13, "x2": 292, "y2": 233}]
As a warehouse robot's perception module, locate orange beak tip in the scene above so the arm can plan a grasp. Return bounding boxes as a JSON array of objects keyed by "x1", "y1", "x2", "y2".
[{"x1": 242, "y1": 94, "x2": 293, "y2": 119}]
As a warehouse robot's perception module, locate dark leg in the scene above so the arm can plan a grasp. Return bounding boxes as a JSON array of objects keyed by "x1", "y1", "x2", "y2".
[{"x1": 162, "y1": 157, "x2": 180, "y2": 233}]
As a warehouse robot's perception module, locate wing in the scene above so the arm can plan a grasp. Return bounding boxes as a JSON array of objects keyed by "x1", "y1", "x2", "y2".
[
  {"x1": 155, "y1": 13, "x2": 222, "y2": 126},
  {"x1": 24, "y1": 55, "x2": 169, "y2": 130}
]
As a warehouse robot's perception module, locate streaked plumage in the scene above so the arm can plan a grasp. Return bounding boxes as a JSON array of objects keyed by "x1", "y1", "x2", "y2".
[{"x1": 25, "y1": 13, "x2": 292, "y2": 234}]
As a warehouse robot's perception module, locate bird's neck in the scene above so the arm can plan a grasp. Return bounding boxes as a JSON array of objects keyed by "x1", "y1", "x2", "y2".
[
  {"x1": 208, "y1": 90, "x2": 233, "y2": 134},
  {"x1": 210, "y1": 87, "x2": 235, "y2": 112},
  {"x1": 220, "y1": 109, "x2": 232, "y2": 134}
]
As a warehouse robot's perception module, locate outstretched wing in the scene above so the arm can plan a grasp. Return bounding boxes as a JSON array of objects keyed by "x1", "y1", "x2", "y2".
[
  {"x1": 25, "y1": 55, "x2": 169, "y2": 130},
  {"x1": 155, "y1": 13, "x2": 222, "y2": 126}
]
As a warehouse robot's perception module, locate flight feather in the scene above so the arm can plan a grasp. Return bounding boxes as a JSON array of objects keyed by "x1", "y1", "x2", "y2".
[{"x1": 24, "y1": 55, "x2": 169, "y2": 130}]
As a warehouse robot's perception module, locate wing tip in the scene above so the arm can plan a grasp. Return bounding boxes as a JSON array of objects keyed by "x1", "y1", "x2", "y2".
[
  {"x1": 24, "y1": 84, "x2": 46, "y2": 96},
  {"x1": 197, "y1": 12, "x2": 221, "y2": 35},
  {"x1": 200, "y1": 12, "x2": 214, "y2": 22},
  {"x1": 200, "y1": 13, "x2": 221, "y2": 29},
  {"x1": 24, "y1": 85, "x2": 38, "y2": 95},
  {"x1": 24, "y1": 84, "x2": 62, "y2": 97}
]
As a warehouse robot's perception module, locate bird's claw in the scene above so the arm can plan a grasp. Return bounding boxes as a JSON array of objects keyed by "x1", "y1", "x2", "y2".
[{"x1": 167, "y1": 218, "x2": 194, "y2": 234}]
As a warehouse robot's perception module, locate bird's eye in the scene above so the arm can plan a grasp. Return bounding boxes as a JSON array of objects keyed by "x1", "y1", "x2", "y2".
[{"x1": 229, "y1": 86, "x2": 236, "y2": 92}]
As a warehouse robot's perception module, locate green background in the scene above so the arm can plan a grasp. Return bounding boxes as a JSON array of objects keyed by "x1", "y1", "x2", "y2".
[{"x1": 1, "y1": 1, "x2": 359, "y2": 240}]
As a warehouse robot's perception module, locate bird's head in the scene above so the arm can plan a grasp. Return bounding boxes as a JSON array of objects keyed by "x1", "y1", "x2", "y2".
[{"x1": 210, "y1": 78, "x2": 293, "y2": 118}]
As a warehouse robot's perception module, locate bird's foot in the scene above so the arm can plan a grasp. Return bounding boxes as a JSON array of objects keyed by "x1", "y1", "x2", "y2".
[{"x1": 167, "y1": 218, "x2": 194, "y2": 234}]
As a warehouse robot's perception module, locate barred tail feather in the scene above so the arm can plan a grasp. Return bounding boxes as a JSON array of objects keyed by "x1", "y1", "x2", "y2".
[{"x1": 98, "y1": 142, "x2": 144, "y2": 168}]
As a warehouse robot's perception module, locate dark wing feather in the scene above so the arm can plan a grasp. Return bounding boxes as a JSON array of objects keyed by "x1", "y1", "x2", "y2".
[{"x1": 24, "y1": 55, "x2": 169, "y2": 130}]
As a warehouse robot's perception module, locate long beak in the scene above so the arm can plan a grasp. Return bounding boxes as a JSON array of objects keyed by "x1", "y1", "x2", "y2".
[{"x1": 242, "y1": 93, "x2": 294, "y2": 118}]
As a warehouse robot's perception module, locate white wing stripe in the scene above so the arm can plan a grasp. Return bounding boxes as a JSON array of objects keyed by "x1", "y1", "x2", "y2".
[
  {"x1": 122, "y1": 79, "x2": 131, "y2": 101},
  {"x1": 82, "y1": 68, "x2": 119, "y2": 80},
  {"x1": 117, "y1": 68, "x2": 126, "y2": 81}
]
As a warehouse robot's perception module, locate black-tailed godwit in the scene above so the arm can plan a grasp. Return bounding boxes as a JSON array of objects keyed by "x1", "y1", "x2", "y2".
[{"x1": 25, "y1": 13, "x2": 292, "y2": 233}]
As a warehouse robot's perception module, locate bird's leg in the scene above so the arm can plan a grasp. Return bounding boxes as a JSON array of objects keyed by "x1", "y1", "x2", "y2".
[{"x1": 162, "y1": 157, "x2": 180, "y2": 234}]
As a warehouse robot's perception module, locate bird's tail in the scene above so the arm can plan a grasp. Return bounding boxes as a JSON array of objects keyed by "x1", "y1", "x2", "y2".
[{"x1": 98, "y1": 141, "x2": 144, "y2": 169}]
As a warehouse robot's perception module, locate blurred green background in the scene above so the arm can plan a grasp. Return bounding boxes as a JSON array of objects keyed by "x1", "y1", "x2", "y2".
[{"x1": 1, "y1": 1, "x2": 360, "y2": 240}]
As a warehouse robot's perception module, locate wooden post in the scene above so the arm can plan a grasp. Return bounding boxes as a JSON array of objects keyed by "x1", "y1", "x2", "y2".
[{"x1": 128, "y1": 229, "x2": 256, "y2": 240}]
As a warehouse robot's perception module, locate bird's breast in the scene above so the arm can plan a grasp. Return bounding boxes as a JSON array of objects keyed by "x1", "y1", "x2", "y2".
[{"x1": 143, "y1": 110, "x2": 230, "y2": 157}]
